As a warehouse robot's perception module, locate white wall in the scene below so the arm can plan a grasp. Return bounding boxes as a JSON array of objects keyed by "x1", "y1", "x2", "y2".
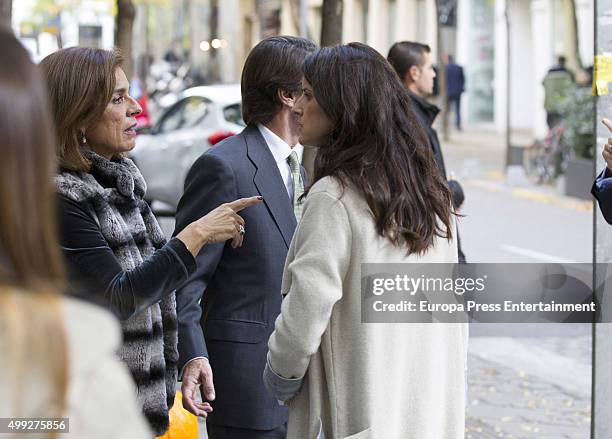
[
  {"x1": 530, "y1": 0, "x2": 554, "y2": 139},
  {"x1": 509, "y1": 0, "x2": 535, "y2": 132},
  {"x1": 494, "y1": 0, "x2": 508, "y2": 134},
  {"x1": 367, "y1": 0, "x2": 389, "y2": 52},
  {"x1": 424, "y1": 0, "x2": 438, "y2": 58},
  {"x1": 457, "y1": 0, "x2": 497, "y2": 128},
  {"x1": 59, "y1": 1, "x2": 114, "y2": 49},
  {"x1": 456, "y1": 0, "x2": 471, "y2": 124},
  {"x1": 189, "y1": 1, "x2": 210, "y2": 73},
  {"x1": 280, "y1": 0, "x2": 297, "y2": 36},
  {"x1": 219, "y1": 0, "x2": 239, "y2": 83},
  {"x1": 342, "y1": 0, "x2": 362, "y2": 43},
  {"x1": 394, "y1": 0, "x2": 418, "y2": 42},
  {"x1": 342, "y1": 0, "x2": 433, "y2": 55},
  {"x1": 461, "y1": 0, "x2": 551, "y2": 136},
  {"x1": 576, "y1": 0, "x2": 594, "y2": 67}
]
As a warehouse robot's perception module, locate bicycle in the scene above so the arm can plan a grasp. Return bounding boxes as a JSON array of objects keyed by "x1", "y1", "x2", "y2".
[{"x1": 523, "y1": 125, "x2": 571, "y2": 184}]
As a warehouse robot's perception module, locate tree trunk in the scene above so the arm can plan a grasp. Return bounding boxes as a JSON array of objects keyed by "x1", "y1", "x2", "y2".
[
  {"x1": 0, "y1": 0, "x2": 12, "y2": 29},
  {"x1": 210, "y1": 0, "x2": 220, "y2": 83},
  {"x1": 569, "y1": 0, "x2": 583, "y2": 70},
  {"x1": 116, "y1": 0, "x2": 136, "y2": 79},
  {"x1": 320, "y1": 0, "x2": 342, "y2": 47}
]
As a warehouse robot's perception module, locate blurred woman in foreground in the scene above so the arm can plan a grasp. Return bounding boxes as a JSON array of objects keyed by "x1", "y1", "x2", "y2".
[
  {"x1": 0, "y1": 27, "x2": 150, "y2": 438},
  {"x1": 264, "y1": 43, "x2": 468, "y2": 438}
]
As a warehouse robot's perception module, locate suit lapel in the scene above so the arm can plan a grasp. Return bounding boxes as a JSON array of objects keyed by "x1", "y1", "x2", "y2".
[{"x1": 245, "y1": 126, "x2": 297, "y2": 248}]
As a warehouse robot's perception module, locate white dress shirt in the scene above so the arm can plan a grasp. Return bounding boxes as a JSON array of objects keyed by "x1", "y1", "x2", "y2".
[{"x1": 257, "y1": 124, "x2": 303, "y2": 202}]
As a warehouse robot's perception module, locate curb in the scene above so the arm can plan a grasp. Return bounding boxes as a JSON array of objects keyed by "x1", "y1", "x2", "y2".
[{"x1": 464, "y1": 179, "x2": 594, "y2": 212}]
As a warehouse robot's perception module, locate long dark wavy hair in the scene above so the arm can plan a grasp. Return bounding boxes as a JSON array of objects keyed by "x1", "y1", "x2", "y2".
[{"x1": 303, "y1": 43, "x2": 454, "y2": 255}]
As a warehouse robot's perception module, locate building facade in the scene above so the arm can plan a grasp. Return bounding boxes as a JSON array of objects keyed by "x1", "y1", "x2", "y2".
[
  {"x1": 456, "y1": 0, "x2": 593, "y2": 140},
  {"x1": 122, "y1": 0, "x2": 591, "y2": 145},
  {"x1": 13, "y1": 0, "x2": 114, "y2": 60},
  {"x1": 214, "y1": 0, "x2": 438, "y2": 83}
]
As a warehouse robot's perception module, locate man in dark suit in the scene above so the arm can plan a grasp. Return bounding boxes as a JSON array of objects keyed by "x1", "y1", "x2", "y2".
[
  {"x1": 445, "y1": 54, "x2": 465, "y2": 131},
  {"x1": 387, "y1": 41, "x2": 466, "y2": 262},
  {"x1": 593, "y1": 118, "x2": 612, "y2": 223},
  {"x1": 173, "y1": 36, "x2": 316, "y2": 439}
]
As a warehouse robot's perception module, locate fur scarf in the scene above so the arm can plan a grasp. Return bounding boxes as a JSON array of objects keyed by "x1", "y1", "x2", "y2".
[{"x1": 56, "y1": 150, "x2": 177, "y2": 435}]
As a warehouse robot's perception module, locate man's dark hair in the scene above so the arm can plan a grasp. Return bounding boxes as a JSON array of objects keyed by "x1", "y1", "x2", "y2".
[
  {"x1": 241, "y1": 36, "x2": 316, "y2": 126},
  {"x1": 557, "y1": 55, "x2": 567, "y2": 67},
  {"x1": 387, "y1": 41, "x2": 431, "y2": 81}
]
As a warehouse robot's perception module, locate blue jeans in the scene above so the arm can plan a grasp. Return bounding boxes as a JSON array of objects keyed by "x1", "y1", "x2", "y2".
[{"x1": 448, "y1": 95, "x2": 462, "y2": 129}]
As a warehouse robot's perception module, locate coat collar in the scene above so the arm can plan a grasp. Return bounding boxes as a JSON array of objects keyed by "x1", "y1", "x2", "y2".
[
  {"x1": 407, "y1": 91, "x2": 440, "y2": 127},
  {"x1": 243, "y1": 126, "x2": 297, "y2": 248},
  {"x1": 82, "y1": 149, "x2": 147, "y2": 199}
]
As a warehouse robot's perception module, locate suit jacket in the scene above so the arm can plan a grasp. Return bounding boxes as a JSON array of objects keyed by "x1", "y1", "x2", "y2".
[
  {"x1": 445, "y1": 63, "x2": 465, "y2": 98},
  {"x1": 593, "y1": 168, "x2": 612, "y2": 224},
  {"x1": 173, "y1": 125, "x2": 304, "y2": 430}
]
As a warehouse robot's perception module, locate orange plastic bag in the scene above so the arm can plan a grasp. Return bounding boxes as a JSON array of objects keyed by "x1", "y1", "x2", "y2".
[{"x1": 156, "y1": 391, "x2": 199, "y2": 439}]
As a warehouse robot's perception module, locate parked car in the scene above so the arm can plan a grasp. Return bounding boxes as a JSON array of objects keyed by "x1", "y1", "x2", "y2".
[
  {"x1": 130, "y1": 84, "x2": 244, "y2": 210},
  {"x1": 129, "y1": 76, "x2": 152, "y2": 129}
]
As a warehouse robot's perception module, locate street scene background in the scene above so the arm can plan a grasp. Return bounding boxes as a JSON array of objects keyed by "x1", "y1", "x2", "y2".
[
  {"x1": 2, "y1": 0, "x2": 598, "y2": 438},
  {"x1": 155, "y1": 126, "x2": 594, "y2": 439}
]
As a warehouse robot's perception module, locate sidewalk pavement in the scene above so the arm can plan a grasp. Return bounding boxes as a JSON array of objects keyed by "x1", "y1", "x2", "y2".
[
  {"x1": 466, "y1": 332, "x2": 591, "y2": 439},
  {"x1": 444, "y1": 127, "x2": 592, "y2": 439}
]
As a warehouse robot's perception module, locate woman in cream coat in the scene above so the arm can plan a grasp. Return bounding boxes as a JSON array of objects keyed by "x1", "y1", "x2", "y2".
[
  {"x1": 264, "y1": 43, "x2": 468, "y2": 439},
  {"x1": 0, "y1": 28, "x2": 150, "y2": 438}
]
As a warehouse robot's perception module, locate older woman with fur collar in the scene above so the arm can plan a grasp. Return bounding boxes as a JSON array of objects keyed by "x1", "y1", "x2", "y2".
[{"x1": 41, "y1": 47, "x2": 260, "y2": 436}]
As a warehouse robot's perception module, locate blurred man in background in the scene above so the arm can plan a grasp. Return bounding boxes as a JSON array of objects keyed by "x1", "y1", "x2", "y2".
[
  {"x1": 543, "y1": 55, "x2": 575, "y2": 129},
  {"x1": 388, "y1": 41, "x2": 466, "y2": 263},
  {"x1": 445, "y1": 54, "x2": 465, "y2": 131}
]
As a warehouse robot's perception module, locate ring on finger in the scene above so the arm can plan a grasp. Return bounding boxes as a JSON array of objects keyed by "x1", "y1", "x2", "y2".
[{"x1": 239, "y1": 225, "x2": 245, "y2": 236}]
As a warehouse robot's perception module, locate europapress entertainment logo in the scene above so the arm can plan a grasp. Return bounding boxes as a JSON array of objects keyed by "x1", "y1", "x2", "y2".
[{"x1": 362, "y1": 263, "x2": 599, "y2": 324}]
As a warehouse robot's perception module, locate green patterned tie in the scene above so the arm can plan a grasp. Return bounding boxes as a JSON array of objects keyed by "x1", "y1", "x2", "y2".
[{"x1": 287, "y1": 150, "x2": 304, "y2": 221}]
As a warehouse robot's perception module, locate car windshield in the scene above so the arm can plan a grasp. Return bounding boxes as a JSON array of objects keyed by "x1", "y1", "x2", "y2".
[{"x1": 223, "y1": 103, "x2": 246, "y2": 127}]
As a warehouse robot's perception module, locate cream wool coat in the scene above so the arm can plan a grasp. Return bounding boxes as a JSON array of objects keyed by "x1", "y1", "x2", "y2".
[
  {"x1": 266, "y1": 177, "x2": 468, "y2": 439},
  {"x1": 0, "y1": 296, "x2": 151, "y2": 439}
]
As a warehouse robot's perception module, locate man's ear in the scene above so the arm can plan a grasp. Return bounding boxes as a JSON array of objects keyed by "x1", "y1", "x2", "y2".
[
  {"x1": 405, "y1": 65, "x2": 421, "y2": 86},
  {"x1": 277, "y1": 88, "x2": 296, "y2": 108}
]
